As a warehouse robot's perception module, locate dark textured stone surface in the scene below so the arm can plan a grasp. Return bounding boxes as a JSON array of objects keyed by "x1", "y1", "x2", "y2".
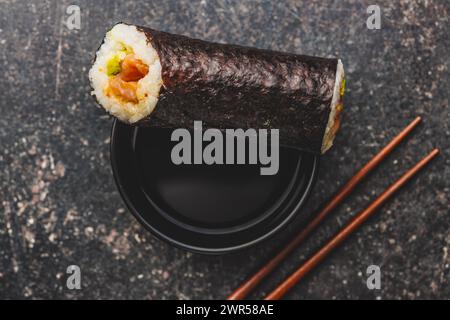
[{"x1": 0, "y1": 0, "x2": 449, "y2": 299}]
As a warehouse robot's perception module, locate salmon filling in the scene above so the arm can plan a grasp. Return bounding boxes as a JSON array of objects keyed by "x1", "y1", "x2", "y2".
[{"x1": 107, "y1": 54, "x2": 149, "y2": 103}]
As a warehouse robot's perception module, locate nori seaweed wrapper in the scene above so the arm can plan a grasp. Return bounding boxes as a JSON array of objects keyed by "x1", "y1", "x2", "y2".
[{"x1": 137, "y1": 26, "x2": 339, "y2": 154}]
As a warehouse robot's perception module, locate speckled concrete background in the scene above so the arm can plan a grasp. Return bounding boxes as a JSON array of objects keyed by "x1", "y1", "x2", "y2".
[{"x1": 0, "y1": 0, "x2": 449, "y2": 299}]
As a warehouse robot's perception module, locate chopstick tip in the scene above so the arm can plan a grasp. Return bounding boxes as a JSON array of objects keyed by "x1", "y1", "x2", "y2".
[{"x1": 412, "y1": 116, "x2": 422, "y2": 125}]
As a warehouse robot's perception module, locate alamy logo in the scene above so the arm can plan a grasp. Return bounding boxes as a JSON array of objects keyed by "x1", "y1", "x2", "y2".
[
  {"x1": 171, "y1": 121, "x2": 279, "y2": 175},
  {"x1": 366, "y1": 5, "x2": 381, "y2": 30},
  {"x1": 65, "y1": 5, "x2": 81, "y2": 30},
  {"x1": 366, "y1": 265, "x2": 381, "y2": 290},
  {"x1": 66, "y1": 265, "x2": 81, "y2": 290}
]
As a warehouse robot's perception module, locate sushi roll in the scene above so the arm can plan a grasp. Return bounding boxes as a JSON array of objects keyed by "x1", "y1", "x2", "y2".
[{"x1": 89, "y1": 23, "x2": 345, "y2": 154}]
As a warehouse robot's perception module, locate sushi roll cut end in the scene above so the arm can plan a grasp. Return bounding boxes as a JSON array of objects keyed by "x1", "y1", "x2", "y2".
[
  {"x1": 321, "y1": 59, "x2": 345, "y2": 153},
  {"x1": 89, "y1": 23, "x2": 163, "y2": 124}
]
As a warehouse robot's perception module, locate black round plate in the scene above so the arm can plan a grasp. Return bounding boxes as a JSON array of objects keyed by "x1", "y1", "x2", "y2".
[{"x1": 110, "y1": 119, "x2": 319, "y2": 254}]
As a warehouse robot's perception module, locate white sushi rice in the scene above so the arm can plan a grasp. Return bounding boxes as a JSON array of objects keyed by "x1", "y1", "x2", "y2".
[
  {"x1": 89, "y1": 23, "x2": 162, "y2": 123},
  {"x1": 321, "y1": 59, "x2": 345, "y2": 153}
]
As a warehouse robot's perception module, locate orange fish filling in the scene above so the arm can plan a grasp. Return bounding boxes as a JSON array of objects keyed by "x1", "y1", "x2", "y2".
[{"x1": 108, "y1": 54, "x2": 149, "y2": 103}]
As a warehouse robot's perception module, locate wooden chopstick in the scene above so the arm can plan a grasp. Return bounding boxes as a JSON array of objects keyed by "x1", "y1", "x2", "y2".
[
  {"x1": 227, "y1": 117, "x2": 422, "y2": 300},
  {"x1": 265, "y1": 148, "x2": 439, "y2": 300}
]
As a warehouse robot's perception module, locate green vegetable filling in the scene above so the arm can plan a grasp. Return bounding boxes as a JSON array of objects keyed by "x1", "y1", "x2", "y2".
[
  {"x1": 340, "y1": 78, "x2": 346, "y2": 97},
  {"x1": 106, "y1": 44, "x2": 133, "y2": 76},
  {"x1": 106, "y1": 55, "x2": 122, "y2": 76}
]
